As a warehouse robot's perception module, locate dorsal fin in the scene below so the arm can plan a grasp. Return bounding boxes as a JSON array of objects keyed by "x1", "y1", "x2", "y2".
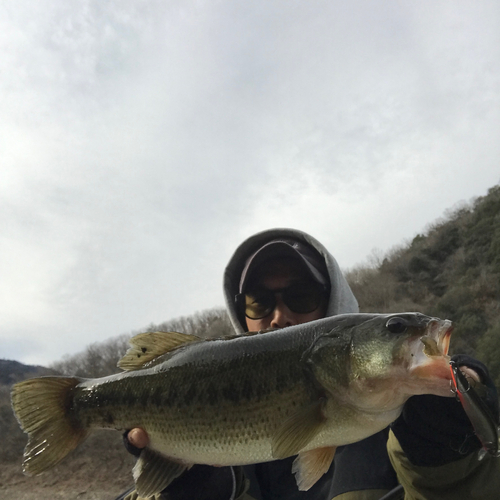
[{"x1": 118, "y1": 331, "x2": 202, "y2": 371}]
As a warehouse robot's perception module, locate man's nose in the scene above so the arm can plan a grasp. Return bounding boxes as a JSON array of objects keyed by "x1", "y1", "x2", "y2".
[{"x1": 269, "y1": 298, "x2": 296, "y2": 328}]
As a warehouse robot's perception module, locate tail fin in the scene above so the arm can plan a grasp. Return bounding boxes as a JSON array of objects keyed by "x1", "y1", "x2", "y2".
[{"x1": 11, "y1": 376, "x2": 89, "y2": 475}]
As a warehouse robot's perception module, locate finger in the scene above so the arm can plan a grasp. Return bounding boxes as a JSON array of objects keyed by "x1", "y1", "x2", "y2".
[
  {"x1": 459, "y1": 366, "x2": 481, "y2": 384},
  {"x1": 128, "y1": 428, "x2": 149, "y2": 449}
]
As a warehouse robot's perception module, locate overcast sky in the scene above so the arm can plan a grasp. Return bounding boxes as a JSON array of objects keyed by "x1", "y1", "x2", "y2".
[{"x1": 1, "y1": 1, "x2": 499, "y2": 367}]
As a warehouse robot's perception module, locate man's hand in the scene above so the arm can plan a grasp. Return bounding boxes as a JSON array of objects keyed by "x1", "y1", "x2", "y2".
[
  {"x1": 128, "y1": 428, "x2": 149, "y2": 449},
  {"x1": 123, "y1": 428, "x2": 149, "y2": 456}
]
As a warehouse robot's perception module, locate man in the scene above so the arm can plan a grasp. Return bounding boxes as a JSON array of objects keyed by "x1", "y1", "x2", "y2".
[{"x1": 119, "y1": 228, "x2": 500, "y2": 499}]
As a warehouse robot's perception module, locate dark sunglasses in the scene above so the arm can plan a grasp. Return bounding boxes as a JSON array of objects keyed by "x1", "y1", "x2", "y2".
[{"x1": 235, "y1": 282, "x2": 329, "y2": 320}]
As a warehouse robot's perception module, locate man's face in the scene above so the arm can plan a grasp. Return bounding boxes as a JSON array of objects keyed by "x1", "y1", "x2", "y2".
[{"x1": 244, "y1": 257, "x2": 327, "y2": 331}]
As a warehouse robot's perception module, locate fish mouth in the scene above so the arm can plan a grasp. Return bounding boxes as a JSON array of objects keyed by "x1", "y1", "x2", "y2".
[
  {"x1": 420, "y1": 318, "x2": 453, "y2": 357},
  {"x1": 408, "y1": 318, "x2": 453, "y2": 380}
]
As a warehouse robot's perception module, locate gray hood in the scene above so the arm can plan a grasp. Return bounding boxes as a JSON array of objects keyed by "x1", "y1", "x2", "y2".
[{"x1": 223, "y1": 228, "x2": 359, "y2": 333}]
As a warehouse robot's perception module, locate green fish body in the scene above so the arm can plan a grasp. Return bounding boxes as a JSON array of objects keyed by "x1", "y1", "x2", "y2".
[{"x1": 11, "y1": 313, "x2": 453, "y2": 496}]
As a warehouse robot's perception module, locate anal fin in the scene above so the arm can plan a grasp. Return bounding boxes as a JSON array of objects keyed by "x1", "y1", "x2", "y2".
[
  {"x1": 133, "y1": 447, "x2": 190, "y2": 498},
  {"x1": 292, "y1": 446, "x2": 336, "y2": 491}
]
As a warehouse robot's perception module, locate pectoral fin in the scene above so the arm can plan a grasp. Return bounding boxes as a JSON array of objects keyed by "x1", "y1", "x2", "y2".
[
  {"x1": 271, "y1": 398, "x2": 327, "y2": 459},
  {"x1": 133, "y1": 447, "x2": 189, "y2": 497},
  {"x1": 119, "y1": 331, "x2": 202, "y2": 371},
  {"x1": 292, "y1": 446, "x2": 336, "y2": 491}
]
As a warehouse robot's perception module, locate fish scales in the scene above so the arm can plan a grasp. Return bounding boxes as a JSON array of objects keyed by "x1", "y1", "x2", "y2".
[{"x1": 73, "y1": 328, "x2": 320, "y2": 464}]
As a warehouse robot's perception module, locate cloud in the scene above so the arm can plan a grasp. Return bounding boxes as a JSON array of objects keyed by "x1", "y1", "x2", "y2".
[{"x1": 1, "y1": 0, "x2": 499, "y2": 365}]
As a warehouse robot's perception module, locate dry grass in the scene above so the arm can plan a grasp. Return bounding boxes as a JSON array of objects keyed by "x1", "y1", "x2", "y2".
[{"x1": 1, "y1": 431, "x2": 136, "y2": 500}]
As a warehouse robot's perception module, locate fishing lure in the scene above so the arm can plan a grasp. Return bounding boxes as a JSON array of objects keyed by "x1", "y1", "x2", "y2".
[{"x1": 449, "y1": 360, "x2": 500, "y2": 458}]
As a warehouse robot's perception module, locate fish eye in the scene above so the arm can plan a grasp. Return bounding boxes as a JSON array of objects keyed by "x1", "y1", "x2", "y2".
[{"x1": 386, "y1": 317, "x2": 408, "y2": 334}]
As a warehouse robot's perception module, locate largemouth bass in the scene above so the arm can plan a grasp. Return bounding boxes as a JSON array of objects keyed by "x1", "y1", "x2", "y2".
[{"x1": 12, "y1": 312, "x2": 453, "y2": 496}]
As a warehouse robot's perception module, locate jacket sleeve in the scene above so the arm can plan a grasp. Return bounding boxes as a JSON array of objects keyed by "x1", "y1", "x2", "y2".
[{"x1": 388, "y1": 355, "x2": 500, "y2": 499}]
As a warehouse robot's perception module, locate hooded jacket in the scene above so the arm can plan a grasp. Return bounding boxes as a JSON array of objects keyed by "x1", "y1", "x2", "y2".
[{"x1": 223, "y1": 228, "x2": 359, "y2": 333}]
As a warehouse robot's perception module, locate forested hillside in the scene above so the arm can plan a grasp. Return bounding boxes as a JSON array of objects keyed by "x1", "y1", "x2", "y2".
[{"x1": 345, "y1": 183, "x2": 500, "y2": 386}]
